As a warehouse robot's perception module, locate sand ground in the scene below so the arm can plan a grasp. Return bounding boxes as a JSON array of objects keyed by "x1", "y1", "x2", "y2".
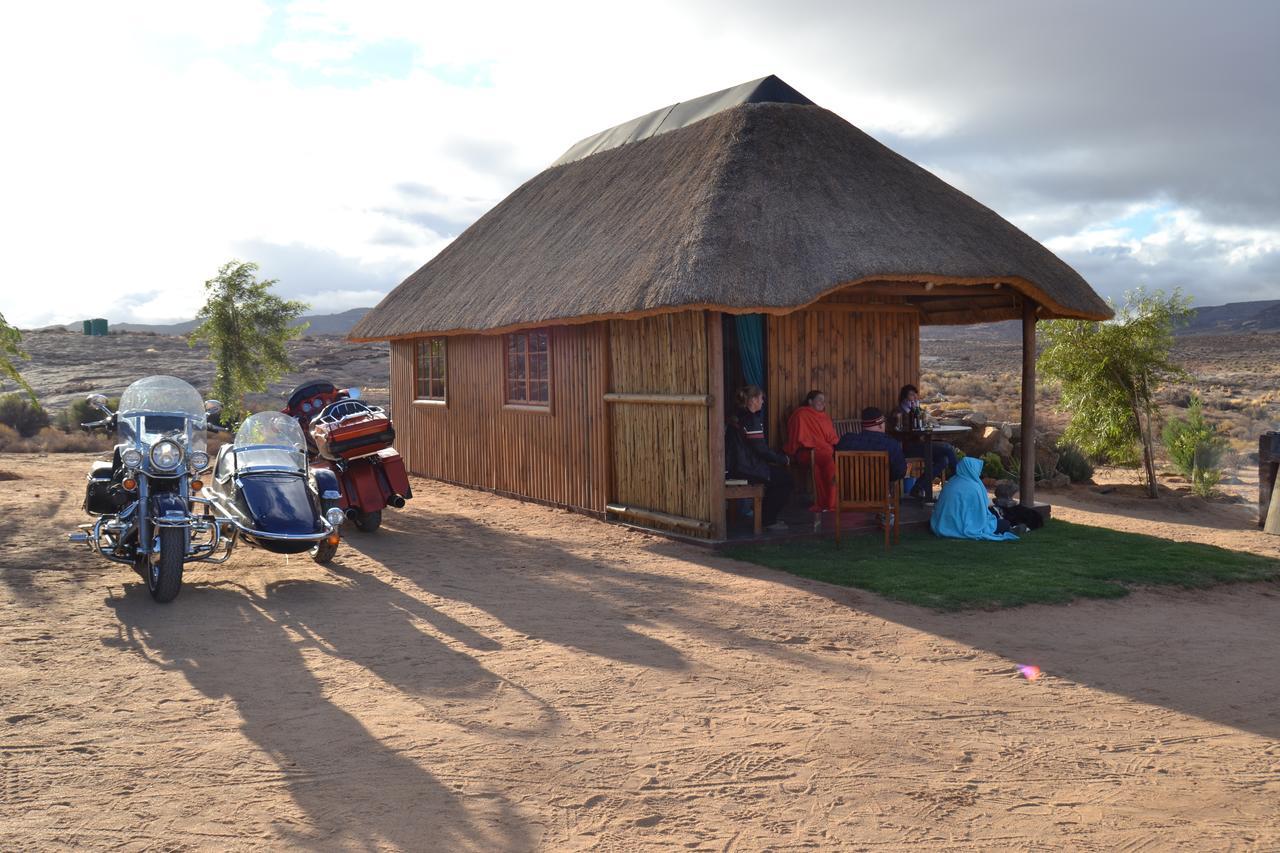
[{"x1": 2, "y1": 453, "x2": 1278, "y2": 850}]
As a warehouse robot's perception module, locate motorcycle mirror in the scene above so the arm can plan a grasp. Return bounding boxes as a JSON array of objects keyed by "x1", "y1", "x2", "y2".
[
  {"x1": 204, "y1": 399, "x2": 223, "y2": 417},
  {"x1": 346, "y1": 387, "x2": 361, "y2": 400},
  {"x1": 87, "y1": 393, "x2": 112, "y2": 414}
]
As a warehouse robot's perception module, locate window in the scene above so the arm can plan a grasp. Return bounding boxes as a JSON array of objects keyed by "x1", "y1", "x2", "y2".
[
  {"x1": 415, "y1": 337, "x2": 446, "y2": 401},
  {"x1": 504, "y1": 329, "x2": 551, "y2": 406}
]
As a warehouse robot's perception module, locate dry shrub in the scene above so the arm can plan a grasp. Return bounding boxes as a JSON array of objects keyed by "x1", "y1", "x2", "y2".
[
  {"x1": 0, "y1": 425, "x2": 112, "y2": 453},
  {"x1": 0, "y1": 423, "x2": 21, "y2": 451}
]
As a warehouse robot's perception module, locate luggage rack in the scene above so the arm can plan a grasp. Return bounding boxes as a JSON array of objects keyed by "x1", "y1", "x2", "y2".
[{"x1": 313, "y1": 400, "x2": 386, "y2": 425}]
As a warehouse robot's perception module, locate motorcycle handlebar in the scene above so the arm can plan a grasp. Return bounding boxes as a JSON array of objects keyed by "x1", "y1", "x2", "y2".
[{"x1": 80, "y1": 418, "x2": 112, "y2": 431}]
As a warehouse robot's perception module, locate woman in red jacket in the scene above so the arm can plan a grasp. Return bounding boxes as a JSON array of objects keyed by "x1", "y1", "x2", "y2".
[{"x1": 785, "y1": 389, "x2": 840, "y2": 513}]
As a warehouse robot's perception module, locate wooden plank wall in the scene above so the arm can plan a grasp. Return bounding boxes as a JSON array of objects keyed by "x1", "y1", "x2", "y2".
[
  {"x1": 607, "y1": 313, "x2": 712, "y2": 528},
  {"x1": 389, "y1": 323, "x2": 610, "y2": 512},
  {"x1": 766, "y1": 297, "x2": 920, "y2": 446}
]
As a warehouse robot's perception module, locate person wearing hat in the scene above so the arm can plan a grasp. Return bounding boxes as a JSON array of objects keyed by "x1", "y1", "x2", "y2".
[{"x1": 834, "y1": 406, "x2": 907, "y2": 482}]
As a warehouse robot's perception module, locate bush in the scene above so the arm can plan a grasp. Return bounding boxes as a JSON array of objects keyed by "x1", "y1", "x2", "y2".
[
  {"x1": 1055, "y1": 443, "x2": 1095, "y2": 483},
  {"x1": 0, "y1": 393, "x2": 50, "y2": 437},
  {"x1": 981, "y1": 452, "x2": 1011, "y2": 480},
  {"x1": 1162, "y1": 394, "x2": 1228, "y2": 497}
]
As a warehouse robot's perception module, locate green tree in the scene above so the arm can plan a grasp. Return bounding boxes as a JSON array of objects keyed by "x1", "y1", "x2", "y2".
[
  {"x1": 1038, "y1": 288, "x2": 1192, "y2": 498},
  {"x1": 1162, "y1": 394, "x2": 1228, "y2": 497},
  {"x1": 0, "y1": 310, "x2": 37, "y2": 403},
  {"x1": 188, "y1": 261, "x2": 308, "y2": 424}
]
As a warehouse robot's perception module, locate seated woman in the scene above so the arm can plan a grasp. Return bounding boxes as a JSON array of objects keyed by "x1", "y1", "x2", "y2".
[
  {"x1": 897, "y1": 383, "x2": 958, "y2": 495},
  {"x1": 726, "y1": 385, "x2": 793, "y2": 531},
  {"x1": 929, "y1": 456, "x2": 1019, "y2": 541},
  {"x1": 784, "y1": 389, "x2": 839, "y2": 513}
]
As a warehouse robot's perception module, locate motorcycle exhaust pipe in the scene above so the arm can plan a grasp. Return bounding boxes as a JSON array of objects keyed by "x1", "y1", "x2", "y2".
[
  {"x1": 387, "y1": 494, "x2": 406, "y2": 509},
  {"x1": 345, "y1": 508, "x2": 360, "y2": 521}
]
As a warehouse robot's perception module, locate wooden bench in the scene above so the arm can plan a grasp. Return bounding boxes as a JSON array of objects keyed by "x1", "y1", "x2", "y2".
[{"x1": 724, "y1": 481, "x2": 765, "y2": 535}]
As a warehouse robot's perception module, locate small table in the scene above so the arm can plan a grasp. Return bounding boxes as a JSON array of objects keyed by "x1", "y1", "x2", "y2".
[{"x1": 890, "y1": 424, "x2": 971, "y2": 501}]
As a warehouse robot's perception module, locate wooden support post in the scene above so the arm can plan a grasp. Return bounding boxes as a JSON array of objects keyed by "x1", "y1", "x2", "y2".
[
  {"x1": 707, "y1": 311, "x2": 727, "y2": 540},
  {"x1": 1020, "y1": 297, "x2": 1037, "y2": 507}
]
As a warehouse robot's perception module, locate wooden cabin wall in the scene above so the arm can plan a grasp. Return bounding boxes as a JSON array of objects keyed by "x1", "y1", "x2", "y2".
[
  {"x1": 389, "y1": 324, "x2": 610, "y2": 512},
  {"x1": 766, "y1": 299, "x2": 920, "y2": 445},
  {"x1": 607, "y1": 313, "x2": 714, "y2": 531}
]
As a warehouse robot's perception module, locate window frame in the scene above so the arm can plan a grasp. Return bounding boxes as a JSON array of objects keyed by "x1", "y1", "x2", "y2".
[
  {"x1": 502, "y1": 328, "x2": 552, "y2": 411},
  {"x1": 413, "y1": 336, "x2": 448, "y2": 405}
]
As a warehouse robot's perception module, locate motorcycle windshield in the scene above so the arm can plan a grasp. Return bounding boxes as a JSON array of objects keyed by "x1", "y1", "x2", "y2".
[
  {"x1": 234, "y1": 412, "x2": 307, "y2": 472},
  {"x1": 117, "y1": 375, "x2": 207, "y2": 453}
]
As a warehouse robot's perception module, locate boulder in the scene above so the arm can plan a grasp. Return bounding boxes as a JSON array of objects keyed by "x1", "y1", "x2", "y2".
[
  {"x1": 962, "y1": 411, "x2": 988, "y2": 428},
  {"x1": 1038, "y1": 472, "x2": 1071, "y2": 490},
  {"x1": 956, "y1": 425, "x2": 1013, "y2": 461}
]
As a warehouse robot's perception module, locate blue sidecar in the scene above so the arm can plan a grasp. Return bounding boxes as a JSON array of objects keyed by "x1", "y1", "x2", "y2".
[{"x1": 204, "y1": 412, "x2": 346, "y2": 561}]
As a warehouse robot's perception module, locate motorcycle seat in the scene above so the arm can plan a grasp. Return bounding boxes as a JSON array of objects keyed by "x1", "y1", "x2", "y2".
[{"x1": 89, "y1": 460, "x2": 114, "y2": 480}]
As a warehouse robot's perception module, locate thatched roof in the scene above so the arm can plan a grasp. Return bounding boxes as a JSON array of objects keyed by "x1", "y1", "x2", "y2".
[{"x1": 352, "y1": 76, "x2": 1111, "y2": 341}]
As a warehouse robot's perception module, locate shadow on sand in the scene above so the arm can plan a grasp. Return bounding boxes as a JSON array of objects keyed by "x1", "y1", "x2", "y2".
[
  {"x1": 652, "y1": 537, "x2": 1280, "y2": 741},
  {"x1": 106, "y1": 579, "x2": 535, "y2": 849}
]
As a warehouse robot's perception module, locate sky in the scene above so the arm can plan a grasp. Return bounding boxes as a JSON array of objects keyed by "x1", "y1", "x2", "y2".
[{"x1": 2, "y1": 0, "x2": 1277, "y2": 328}]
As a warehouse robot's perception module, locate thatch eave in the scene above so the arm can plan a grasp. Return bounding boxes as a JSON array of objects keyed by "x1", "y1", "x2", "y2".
[{"x1": 348, "y1": 274, "x2": 1111, "y2": 342}]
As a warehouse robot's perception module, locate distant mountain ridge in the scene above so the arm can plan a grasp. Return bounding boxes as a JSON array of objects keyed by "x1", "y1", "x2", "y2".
[
  {"x1": 922, "y1": 298, "x2": 1280, "y2": 341},
  {"x1": 57, "y1": 307, "x2": 372, "y2": 337}
]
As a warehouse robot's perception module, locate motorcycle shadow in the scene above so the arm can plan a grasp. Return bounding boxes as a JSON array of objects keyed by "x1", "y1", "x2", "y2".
[{"x1": 103, "y1": 581, "x2": 533, "y2": 849}]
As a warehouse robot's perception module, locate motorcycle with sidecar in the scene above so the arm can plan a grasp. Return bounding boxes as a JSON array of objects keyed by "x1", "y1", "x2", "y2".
[
  {"x1": 282, "y1": 380, "x2": 412, "y2": 533},
  {"x1": 67, "y1": 376, "x2": 346, "y2": 602}
]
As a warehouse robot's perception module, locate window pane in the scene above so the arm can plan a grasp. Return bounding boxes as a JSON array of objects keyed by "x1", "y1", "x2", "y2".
[
  {"x1": 507, "y1": 381, "x2": 526, "y2": 402},
  {"x1": 430, "y1": 380, "x2": 445, "y2": 399},
  {"x1": 530, "y1": 381, "x2": 549, "y2": 403},
  {"x1": 528, "y1": 353, "x2": 547, "y2": 382},
  {"x1": 508, "y1": 353, "x2": 525, "y2": 380}
]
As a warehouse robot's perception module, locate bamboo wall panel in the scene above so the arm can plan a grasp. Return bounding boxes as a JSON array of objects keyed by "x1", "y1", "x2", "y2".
[
  {"x1": 607, "y1": 313, "x2": 712, "y2": 530},
  {"x1": 766, "y1": 297, "x2": 919, "y2": 447},
  {"x1": 390, "y1": 323, "x2": 610, "y2": 513}
]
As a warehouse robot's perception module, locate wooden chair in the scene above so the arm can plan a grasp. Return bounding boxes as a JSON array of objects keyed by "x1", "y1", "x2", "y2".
[
  {"x1": 724, "y1": 481, "x2": 765, "y2": 535},
  {"x1": 905, "y1": 457, "x2": 946, "y2": 495},
  {"x1": 834, "y1": 450, "x2": 900, "y2": 552},
  {"x1": 833, "y1": 418, "x2": 861, "y2": 438}
]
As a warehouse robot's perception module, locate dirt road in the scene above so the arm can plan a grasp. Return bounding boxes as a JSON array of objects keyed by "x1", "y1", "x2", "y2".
[{"x1": 3, "y1": 454, "x2": 1278, "y2": 849}]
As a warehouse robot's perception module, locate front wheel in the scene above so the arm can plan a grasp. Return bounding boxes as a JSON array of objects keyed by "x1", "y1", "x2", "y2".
[
  {"x1": 147, "y1": 527, "x2": 184, "y2": 603},
  {"x1": 352, "y1": 509, "x2": 382, "y2": 533}
]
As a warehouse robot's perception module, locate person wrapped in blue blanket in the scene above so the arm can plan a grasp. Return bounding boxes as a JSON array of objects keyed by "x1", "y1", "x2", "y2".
[{"x1": 929, "y1": 456, "x2": 1020, "y2": 541}]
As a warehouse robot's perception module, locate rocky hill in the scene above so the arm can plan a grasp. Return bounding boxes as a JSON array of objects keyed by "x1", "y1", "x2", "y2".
[
  {"x1": 59, "y1": 307, "x2": 373, "y2": 338},
  {"x1": 10, "y1": 328, "x2": 389, "y2": 413},
  {"x1": 922, "y1": 299, "x2": 1280, "y2": 341}
]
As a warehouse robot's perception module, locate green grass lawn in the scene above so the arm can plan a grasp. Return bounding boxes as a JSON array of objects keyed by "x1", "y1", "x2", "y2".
[{"x1": 722, "y1": 520, "x2": 1280, "y2": 610}]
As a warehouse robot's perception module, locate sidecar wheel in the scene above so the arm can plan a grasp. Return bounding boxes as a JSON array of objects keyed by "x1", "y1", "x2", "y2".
[
  {"x1": 147, "y1": 527, "x2": 184, "y2": 603},
  {"x1": 352, "y1": 509, "x2": 382, "y2": 533},
  {"x1": 311, "y1": 538, "x2": 339, "y2": 564}
]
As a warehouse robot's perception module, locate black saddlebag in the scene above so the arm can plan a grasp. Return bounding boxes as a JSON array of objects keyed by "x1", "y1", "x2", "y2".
[{"x1": 84, "y1": 462, "x2": 115, "y2": 515}]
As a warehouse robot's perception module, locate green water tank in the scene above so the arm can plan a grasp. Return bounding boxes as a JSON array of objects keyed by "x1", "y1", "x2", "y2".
[
  {"x1": 82, "y1": 320, "x2": 92, "y2": 335},
  {"x1": 90, "y1": 318, "x2": 108, "y2": 336}
]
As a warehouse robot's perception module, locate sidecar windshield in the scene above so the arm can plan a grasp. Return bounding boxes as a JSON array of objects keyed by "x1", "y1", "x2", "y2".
[
  {"x1": 117, "y1": 375, "x2": 207, "y2": 451},
  {"x1": 234, "y1": 412, "x2": 307, "y2": 472}
]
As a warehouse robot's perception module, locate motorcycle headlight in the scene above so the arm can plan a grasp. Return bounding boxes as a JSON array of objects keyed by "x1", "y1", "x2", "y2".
[
  {"x1": 150, "y1": 440, "x2": 183, "y2": 471},
  {"x1": 121, "y1": 448, "x2": 144, "y2": 468},
  {"x1": 325, "y1": 507, "x2": 346, "y2": 528},
  {"x1": 189, "y1": 450, "x2": 210, "y2": 472}
]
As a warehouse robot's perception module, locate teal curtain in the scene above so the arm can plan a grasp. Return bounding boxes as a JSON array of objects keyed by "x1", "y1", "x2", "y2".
[{"x1": 735, "y1": 314, "x2": 765, "y2": 388}]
